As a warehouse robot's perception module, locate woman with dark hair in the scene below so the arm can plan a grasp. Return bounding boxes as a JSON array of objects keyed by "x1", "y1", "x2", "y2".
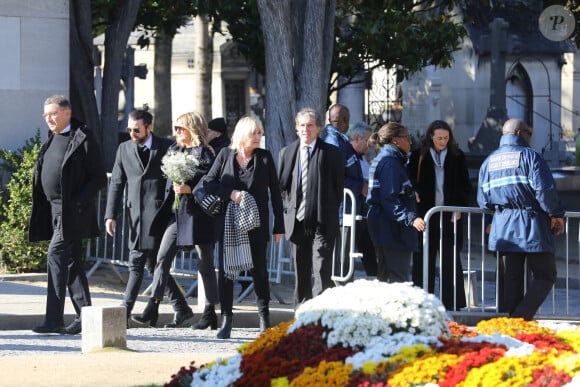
[
  {"x1": 366, "y1": 122, "x2": 425, "y2": 283},
  {"x1": 132, "y1": 112, "x2": 219, "y2": 329},
  {"x1": 408, "y1": 120, "x2": 470, "y2": 310}
]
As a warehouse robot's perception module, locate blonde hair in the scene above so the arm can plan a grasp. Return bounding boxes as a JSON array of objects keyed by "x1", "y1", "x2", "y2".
[
  {"x1": 230, "y1": 116, "x2": 264, "y2": 151},
  {"x1": 174, "y1": 112, "x2": 208, "y2": 147}
]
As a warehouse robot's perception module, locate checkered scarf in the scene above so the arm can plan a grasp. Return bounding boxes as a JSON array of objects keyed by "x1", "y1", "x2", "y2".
[{"x1": 223, "y1": 191, "x2": 261, "y2": 280}]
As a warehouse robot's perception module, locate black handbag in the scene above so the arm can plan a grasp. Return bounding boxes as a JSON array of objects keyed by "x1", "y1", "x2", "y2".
[{"x1": 194, "y1": 185, "x2": 224, "y2": 217}]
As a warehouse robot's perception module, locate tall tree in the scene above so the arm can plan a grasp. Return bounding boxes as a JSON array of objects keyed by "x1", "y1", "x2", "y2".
[
  {"x1": 193, "y1": 15, "x2": 213, "y2": 121},
  {"x1": 153, "y1": 31, "x2": 173, "y2": 137},
  {"x1": 257, "y1": 0, "x2": 336, "y2": 159},
  {"x1": 70, "y1": 0, "x2": 100, "y2": 138},
  {"x1": 134, "y1": 1, "x2": 198, "y2": 137},
  {"x1": 95, "y1": 0, "x2": 143, "y2": 170}
]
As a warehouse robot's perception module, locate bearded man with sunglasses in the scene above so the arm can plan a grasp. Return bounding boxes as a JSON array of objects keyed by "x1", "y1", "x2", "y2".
[{"x1": 104, "y1": 110, "x2": 190, "y2": 326}]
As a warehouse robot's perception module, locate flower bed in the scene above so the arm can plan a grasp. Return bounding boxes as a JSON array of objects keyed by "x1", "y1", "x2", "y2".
[{"x1": 166, "y1": 279, "x2": 580, "y2": 386}]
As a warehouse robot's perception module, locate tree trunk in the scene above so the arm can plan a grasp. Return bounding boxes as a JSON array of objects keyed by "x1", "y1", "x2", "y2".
[
  {"x1": 257, "y1": 0, "x2": 335, "y2": 161},
  {"x1": 154, "y1": 31, "x2": 173, "y2": 138},
  {"x1": 194, "y1": 15, "x2": 212, "y2": 122},
  {"x1": 100, "y1": 0, "x2": 143, "y2": 171},
  {"x1": 69, "y1": 0, "x2": 100, "y2": 140}
]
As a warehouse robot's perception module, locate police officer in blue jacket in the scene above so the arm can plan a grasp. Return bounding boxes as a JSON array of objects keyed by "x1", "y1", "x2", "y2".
[{"x1": 478, "y1": 118, "x2": 565, "y2": 320}]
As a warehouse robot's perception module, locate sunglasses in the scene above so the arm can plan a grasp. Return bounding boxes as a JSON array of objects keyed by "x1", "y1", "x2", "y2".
[{"x1": 127, "y1": 127, "x2": 140, "y2": 133}]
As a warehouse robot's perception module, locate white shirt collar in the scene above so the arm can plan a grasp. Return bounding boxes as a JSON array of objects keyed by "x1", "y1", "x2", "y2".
[
  {"x1": 58, "y1": 124, "x2": 71, "y2": 134},
  {"x1": 141, "y1": 135, "x2": 153, "y2": 150}
]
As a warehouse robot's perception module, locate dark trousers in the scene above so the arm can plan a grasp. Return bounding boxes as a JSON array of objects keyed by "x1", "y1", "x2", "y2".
[
  {"x1": 152, "y1": 221, "x2": 218, "y2": 308},
  {"x1": 357, "y1": 220, "x2": 377, "y2": 276},
  {"x1": 375, "y1": 246, "x2": 412, "y2": 283},
  {"x1": 45, "y1": 213, "x2": 91, "y2": 326},
  {"x1": 123, "y1": 246, "x2": 184, "y2": 314},
  {"x1": 501, "y1": 251, "x2": 556, "y2": 320},
  {"x1": 218, "y1": 231, "x2": 269, "y2": 316},
  {"x1": 412, "y1": 216, "x2": 466, "y2": 310},
  {"x1": 291, "y1": 220, "x2": 336, "y2": 305}
]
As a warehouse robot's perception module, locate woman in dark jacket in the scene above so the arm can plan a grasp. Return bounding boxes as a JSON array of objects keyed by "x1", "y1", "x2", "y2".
[
  {"x1": 366, "y1": 122, "x2": 425, "y2": 283},
  {"x1": 408, "y1": 120, "x2": 470, "y2": 310},
  {"x1": 132, "y1": 112, "x2": 219, "y2": 329},
  {"x1": 202, "y1": 115, "x2": 284, "y2": 339}
]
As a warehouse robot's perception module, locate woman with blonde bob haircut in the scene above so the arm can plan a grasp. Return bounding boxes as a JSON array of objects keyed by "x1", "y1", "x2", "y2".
[
  {"x1": 174, "y1": 111, "x2": 208, "y2": 148},
  {"x1": 134, "y1": 111, "x2": 219, "y2": 330},
  {"x1": 202, "y1": 115, "x2": 285, "y2": 339}
]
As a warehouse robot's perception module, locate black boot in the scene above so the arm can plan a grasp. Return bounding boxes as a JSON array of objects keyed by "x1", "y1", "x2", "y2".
[
  {"x1": 216, "y1": 315, "x2": 233, "y2": 339},
  {"x1": 131, "y1": 298, "x2": 160, "y2": 327},
  {"x1": 259, "y1": 313, "x2": 271, "y2": 333},
  {"x1": 192, "y1": 305, "x2": 218, "y2": 330},
  {"x1": 164, "y1": 308, "x2": 194, "y2": 328}
]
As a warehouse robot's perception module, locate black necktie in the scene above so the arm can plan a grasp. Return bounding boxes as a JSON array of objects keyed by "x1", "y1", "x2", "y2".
[
  {"x1": 296, "y1": 146, "x2": 309, "y2": 221},
  {"x1": 138, "y1": 145, "x2": 149, "y2": 167}
]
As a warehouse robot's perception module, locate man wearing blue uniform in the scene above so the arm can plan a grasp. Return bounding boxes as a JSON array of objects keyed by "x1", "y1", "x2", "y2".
[
  {"x1": 321, "y1": 104, "x2": 363, "y2": 279},
  {"x1": 477, "y1": 118, "x2": 564, "y2": 320}
]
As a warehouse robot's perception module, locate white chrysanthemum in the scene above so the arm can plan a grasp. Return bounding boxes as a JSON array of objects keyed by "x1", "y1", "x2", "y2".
[
  {"x1": 346, "y1": 332, "x2": 440, "y2": 370},
  {"x1": 539, "y1": 321, "x2": 579, "y2": 333},
  {"x1": 290, "y1": 279, "x2": 449, "y2": 348},
  {"x1": 190, "y1": 354, "x2": 242, "y2": 387},
  {"x1": 461, "y1": 333, "x2": 535, "y2": 357}
]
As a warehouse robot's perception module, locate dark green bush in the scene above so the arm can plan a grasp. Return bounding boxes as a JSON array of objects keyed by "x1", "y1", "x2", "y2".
[{"x1": 0, "y1": 134, "x2": 48, "y2": 273}]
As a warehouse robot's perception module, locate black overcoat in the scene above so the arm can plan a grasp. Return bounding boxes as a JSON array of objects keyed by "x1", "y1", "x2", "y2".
[{"x1": 29, "y1": 119, "x2": 106, "y2": 242}]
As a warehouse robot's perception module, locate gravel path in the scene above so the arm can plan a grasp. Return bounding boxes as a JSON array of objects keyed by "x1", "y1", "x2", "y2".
[{"x1": 0, "y1": 326, "x2": 260, "y2": 357}]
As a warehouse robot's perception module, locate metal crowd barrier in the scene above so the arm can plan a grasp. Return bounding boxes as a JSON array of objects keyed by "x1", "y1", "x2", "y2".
[
  {"x1": 86, "y1": 175, "x2": 579, "y2": 320},
  {"x1": 331, "y1": 188, "x2": 363, "y2": 283},
  {"x1": 85, "y1": 174, "x2": 297, "y2": 302},
  {"x1": 423, "y1": 205, "x2": 580, "y2": 320}
]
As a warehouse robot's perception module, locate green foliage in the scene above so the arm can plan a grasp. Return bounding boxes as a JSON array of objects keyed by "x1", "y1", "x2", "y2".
[
  {"x1": 332, "y1": 0, "x2": 466, "y2": 91},
  {"x1": 204, "y1": 0, "x2": 466, "y2": 92},
  {"x1": 92, "y1": 0, "x2": 198, "y2": 46},
  {"x1": 0, "y1": 139, "x2": 48, "y2": 273},
  {"x1": 0, "y1": 130, "x2": 43, "y2": 180}
]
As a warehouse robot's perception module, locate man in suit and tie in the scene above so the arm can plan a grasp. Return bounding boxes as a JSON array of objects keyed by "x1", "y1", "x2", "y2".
[
  {"x1": 104, "y1": 110, "x2": 193, "y2": 325},
  {"x1": 278, "y1": 107, "x2": 344, "y2": 305}
]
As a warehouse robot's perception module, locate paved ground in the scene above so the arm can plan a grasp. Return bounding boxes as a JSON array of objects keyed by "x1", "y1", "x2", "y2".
[
  {"x1": 0, "y1": 268, "x2": 296, "y2": 386},
  {"x1": 0, "y1": 262, "x2": 578, "y2": 386}
]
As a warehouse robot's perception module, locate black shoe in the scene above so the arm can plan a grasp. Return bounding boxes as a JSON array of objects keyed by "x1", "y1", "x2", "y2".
[
  {"x1": 216, "y1": 315, "x2": 233, "y2": 339},
  {"x1": 192, "y1": 305, "x2": 218, "y2": 330},
  {"x1": 131, "y1": 298, "x2": 160, "y2": 327},
  {"x1": 164, "y1": 310, "x2": 194, "y2": 328},
  {"x1": 32, "y1": 324, "x2": 65, "y2": 334},
  {"x1": 65, "y1": 319, "x2": 82, "y2": 335}
]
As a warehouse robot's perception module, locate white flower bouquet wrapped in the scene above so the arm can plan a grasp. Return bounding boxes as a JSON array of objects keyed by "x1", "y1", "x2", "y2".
[{"x1": 160, "y1": 150, "x2": 202, "y2": 208}]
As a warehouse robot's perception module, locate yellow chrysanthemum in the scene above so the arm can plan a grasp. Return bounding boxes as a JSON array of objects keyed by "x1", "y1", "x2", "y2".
[
  {"x1": 272, "y1": 376, "x2": 291, "y2": 387},
  {"x1": 388, "y1": 353, "x2": 462, "y2": 386},
  {"x1": 389, "y1": 344, "x2": 436, "y2": 365},
  {"x1": 547, "y1": 352, "x2": 580, "y2": 376},
  {"x1": 476, "y1": 317, "x2": 552, "y2": 336},
  {"x1": 460, "y1": 351, "x2": 548, "y2": 386},
  {"x1": 241, "y1": 320, "x2": 294, "y2": 356},
  {"x1": 556, "y1": 329, "x2": 580, "y2": 352},
  {"x1": 290, "y1": 361, "x2": 353, "y2": 387},
  {"x1": 361, "y1": 361, "x2": 377, "y2": 374}
]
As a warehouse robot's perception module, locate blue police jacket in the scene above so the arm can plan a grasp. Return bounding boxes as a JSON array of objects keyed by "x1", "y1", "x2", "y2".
[
  {"x1": 477, "y1": 134, "x2": 565, "y2": 253},
  {"x1": 366, "y1": 143, "x2": 419, "y2": 251}
]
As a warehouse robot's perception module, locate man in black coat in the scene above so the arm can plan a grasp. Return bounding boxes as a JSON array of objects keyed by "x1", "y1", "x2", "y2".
[
  {"x1": 29, "y1": 95, "x2": 107, "y2": 335},
  {"x1": 104, "y1": 110, "x2": 192, "y2": 325},
  {"x1": 278, "y1": 107, "x2": 344, "y2": 305}
]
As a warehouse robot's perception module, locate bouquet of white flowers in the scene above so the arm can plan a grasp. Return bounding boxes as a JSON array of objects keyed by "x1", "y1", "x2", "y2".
[{"x1": 161, "y1": 150, "x2": 202, "y2": 208}]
